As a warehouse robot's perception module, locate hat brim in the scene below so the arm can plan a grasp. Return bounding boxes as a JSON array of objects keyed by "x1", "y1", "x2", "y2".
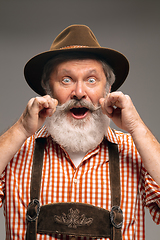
[{"x1": 24, "y1": 47, "x2": 129, "y2": 96}]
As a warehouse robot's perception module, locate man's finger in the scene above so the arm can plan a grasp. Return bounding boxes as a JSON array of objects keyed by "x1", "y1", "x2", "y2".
[
  {"x1": 99, "y1": 96, "x2": 113, "y2": 117},
  {"x1": 29, "y1": 96, "x2": 58, "y2": 116}
]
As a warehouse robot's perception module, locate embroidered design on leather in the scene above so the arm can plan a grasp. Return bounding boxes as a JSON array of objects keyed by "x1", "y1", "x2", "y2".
[{"x1": 54, "y1": 208, "x2": 93, "y2": 228}]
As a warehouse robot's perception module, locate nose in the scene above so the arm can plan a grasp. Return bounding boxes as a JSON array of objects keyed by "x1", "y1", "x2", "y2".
[{"x1": 71, "y1": 81, "x2": 87, "y2": 100}]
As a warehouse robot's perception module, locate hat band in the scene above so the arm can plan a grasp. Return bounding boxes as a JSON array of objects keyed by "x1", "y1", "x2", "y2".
[{"x1": 60, "y1": 45, "x2": 89, "y2": 50}]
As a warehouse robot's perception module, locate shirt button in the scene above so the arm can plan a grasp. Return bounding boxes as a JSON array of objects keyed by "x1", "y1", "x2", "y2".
[{"x1": 74, "y1": 179, "x2": 78, "y2": 184}]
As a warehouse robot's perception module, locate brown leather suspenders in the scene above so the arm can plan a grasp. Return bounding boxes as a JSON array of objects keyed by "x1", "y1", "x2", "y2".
[
  {"x1": 26, "y1": 138, "x2": 46, "y2": 240},
  {"x1": 108, "y1": 141, "x2": 123, "y2": 240},
  {"x1": 26, "y1": 138, "x2": 123, "y2": 240}
]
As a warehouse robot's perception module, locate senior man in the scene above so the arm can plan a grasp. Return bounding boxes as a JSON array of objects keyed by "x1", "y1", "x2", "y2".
[{"x1": 0, "y1": 25, "x2": 160, "y2": 240}]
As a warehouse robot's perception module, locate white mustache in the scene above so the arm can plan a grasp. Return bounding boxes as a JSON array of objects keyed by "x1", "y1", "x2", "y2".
[{"x1": 55, "y1": 99, "x2": 101, "y2": 113}]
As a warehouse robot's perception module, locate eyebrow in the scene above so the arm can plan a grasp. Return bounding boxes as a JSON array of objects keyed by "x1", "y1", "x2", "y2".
[
  {"x1": 60, "y1": 69, "x2": 72, "y2": 74},
  {"x1": 87, "y1": 69, "x2": 98, "y2": 74}
]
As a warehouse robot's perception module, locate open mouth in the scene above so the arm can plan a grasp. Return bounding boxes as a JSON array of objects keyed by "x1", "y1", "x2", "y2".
[{"x1": 70, "y1": 107, "x2": 89, "y2": 119}]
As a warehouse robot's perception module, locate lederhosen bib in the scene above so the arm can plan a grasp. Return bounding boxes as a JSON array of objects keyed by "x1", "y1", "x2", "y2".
[{"x1": 26, "y1": 137, "x2": 123, "y2": 240}]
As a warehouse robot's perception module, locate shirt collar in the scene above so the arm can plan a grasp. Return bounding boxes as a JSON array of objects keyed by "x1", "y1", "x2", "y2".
[
  {"x1": 35, "y1": 125, "x2": 50, "y2": 139},
  {"x1": 105, "y1": 126, "x2": 118, "y2": 144}
]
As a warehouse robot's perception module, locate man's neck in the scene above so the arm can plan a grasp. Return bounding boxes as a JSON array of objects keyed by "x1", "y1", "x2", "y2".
[{"x1": 67, "y1": 150, "x2": 87, "y2": 168}]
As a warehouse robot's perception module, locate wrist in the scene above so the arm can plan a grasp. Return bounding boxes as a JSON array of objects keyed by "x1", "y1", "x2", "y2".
[
  {"x1": 14, "y1": 119, "x2": 31, "y2": 140},
  {"x1": 129, "y1": 120, "x2": 148, "y2": 141}
]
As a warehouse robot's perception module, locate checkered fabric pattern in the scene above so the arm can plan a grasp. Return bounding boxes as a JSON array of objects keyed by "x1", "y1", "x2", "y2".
[{"x1": 0, "y1": 126, "x2": 160, "y2": 240}]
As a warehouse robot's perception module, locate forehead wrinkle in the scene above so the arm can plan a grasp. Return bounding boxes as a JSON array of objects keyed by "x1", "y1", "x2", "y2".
[{"x1": 59, "y1": 68, "x2": 100, "y2": 76}]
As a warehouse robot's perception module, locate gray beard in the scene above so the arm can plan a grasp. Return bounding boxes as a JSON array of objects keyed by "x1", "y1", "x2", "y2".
[{"x1": 45, "y1": 99, "x2": 110, "y2": 153}]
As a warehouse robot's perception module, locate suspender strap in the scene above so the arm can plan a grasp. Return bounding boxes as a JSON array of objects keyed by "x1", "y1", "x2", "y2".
[
  {"x1": 26, "y1": 138, "x2": 122, "y2": 240},
  {"x1": 108, "y1": 141, "x2": 122, "y2": 240},
  {"x1": 26, "y1": 138, "x2": 46, "y2": 240}
]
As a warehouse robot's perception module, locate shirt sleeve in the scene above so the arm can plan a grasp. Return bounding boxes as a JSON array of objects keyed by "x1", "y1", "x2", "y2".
[
  {"x1": 116, "y1": 130, "x2": 160, "y2": 224},
  {"x1": 140, "y1": 166, "x2": 160, "y2": 224},
  {"x1": 0, "y1": 170, "x2": 5, "y2": 208}
]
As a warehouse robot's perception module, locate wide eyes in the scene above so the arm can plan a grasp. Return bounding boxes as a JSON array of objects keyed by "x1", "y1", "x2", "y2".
[
  {"x1": 62, "y1": 78, "x2": 71, "y2": 84},
  {"x1": 87, "y1": 78, "x2": 96, "y2": 84},
  {"x1": 62, "y1": 77, "x2": 97, "y2": 85}
]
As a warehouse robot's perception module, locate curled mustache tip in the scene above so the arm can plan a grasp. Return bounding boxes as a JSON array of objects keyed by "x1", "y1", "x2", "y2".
[{"x1": 95, "y1": 106, "x2": 101, "y2": 110}]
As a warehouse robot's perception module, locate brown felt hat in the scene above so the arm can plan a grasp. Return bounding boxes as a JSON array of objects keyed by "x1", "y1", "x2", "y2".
[{"x1": 24, "y1": 24, "x2": 129, "y2": 95}]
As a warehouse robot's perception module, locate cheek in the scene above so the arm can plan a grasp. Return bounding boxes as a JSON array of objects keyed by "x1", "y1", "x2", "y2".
[
  {"x1": 88, "y1": 88, "x2": 106, "y2": 104},
  {"x1": 53, "y1": 88, "x2": 71, "y2": 104}
]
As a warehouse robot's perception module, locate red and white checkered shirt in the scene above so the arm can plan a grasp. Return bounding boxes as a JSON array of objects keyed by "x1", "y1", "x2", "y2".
[{"x1": 0, "y1": 126, "x2": 160, "y2": 240}]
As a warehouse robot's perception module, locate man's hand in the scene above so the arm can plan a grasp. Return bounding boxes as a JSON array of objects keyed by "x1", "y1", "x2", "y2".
[
  {"x1": 0, "y1": 95, "x2": 58, "y2": 174},
  {"x1": 18, "y1": 95, "x2": 58, "y2": 138},
  {"x1": 99, "y1": 91, "x2": 160, "y2": 186},
  {"x1": 99, "y1": 91, "x2": 143, "y2": 135}
]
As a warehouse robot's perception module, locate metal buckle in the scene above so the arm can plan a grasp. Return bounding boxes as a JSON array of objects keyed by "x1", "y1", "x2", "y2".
[
  {"x1": 110, "y1": 206, "x2": 123, "y2": 229},
  {"x1": 26, "y1": 199, "x2": 40, "y2": 222}
]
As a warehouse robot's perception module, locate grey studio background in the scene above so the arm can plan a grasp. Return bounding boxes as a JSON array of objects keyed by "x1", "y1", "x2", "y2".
[{"x1": 0, "y1": 0, "x2": 160, "y2": 239}]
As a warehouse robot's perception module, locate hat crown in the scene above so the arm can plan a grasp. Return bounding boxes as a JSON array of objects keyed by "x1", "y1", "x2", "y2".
[{"x1": 50, "y1": 25, "x2": 100, "y2": 50}]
